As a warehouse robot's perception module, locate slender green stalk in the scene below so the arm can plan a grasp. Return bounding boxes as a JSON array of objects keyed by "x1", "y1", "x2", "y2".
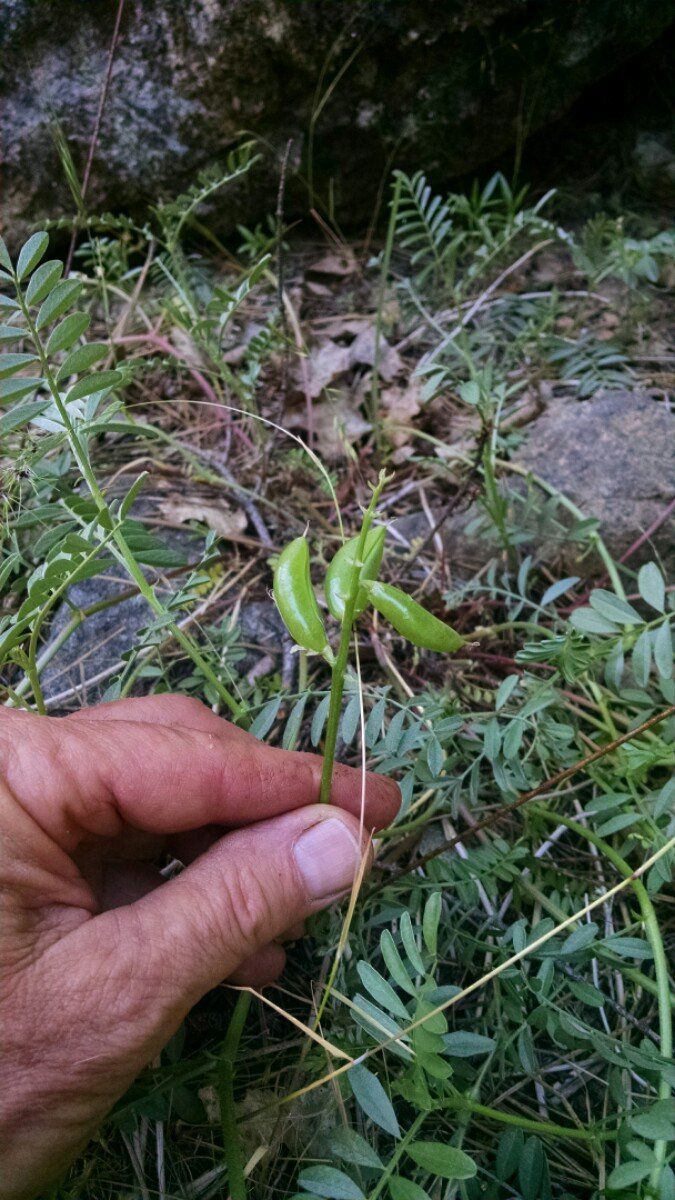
[
  {"x1": 439, "y1": 1093, "x2": 615, "y2": 1143},
  {"x1": 14, "y1": 280, "x2": 248, "y2": 724},
  {"x1": 371, "y1": 174, "x2": 403, "y2": 433},
  {"x1": 537, "y1": 810, "x2": 672, "y2": 1192},
  {"x1": 367, "y1": 1112, "x2": 427, "y2": 1200},
  {"x1": 218, "y1": 991, "x2": 252, "y2": 1200},
  {"x1": 319, "y1": 472, "x2": 389, "y2": 804}
]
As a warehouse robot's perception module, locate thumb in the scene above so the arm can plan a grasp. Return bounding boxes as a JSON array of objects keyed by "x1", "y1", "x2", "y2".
[{"x1": 82, "y1": 805, "x2": 369, "y2": 1014}]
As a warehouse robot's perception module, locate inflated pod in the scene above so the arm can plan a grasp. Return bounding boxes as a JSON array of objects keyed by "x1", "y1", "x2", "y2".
[
  {"x1": 273, "y1": 537, "x2": 328, "y2": 654},
  {"x1": 325, "y1": 526, "x2": 386, "y2": 622},
  {"x1": 363, "y1": 579, "x2": 465, "y2": 653}
]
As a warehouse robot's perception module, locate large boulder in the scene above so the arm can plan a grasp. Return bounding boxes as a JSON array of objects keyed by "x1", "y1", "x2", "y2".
[{"x1": 2, "y1": 0, "x2": 674, "y2": 242}]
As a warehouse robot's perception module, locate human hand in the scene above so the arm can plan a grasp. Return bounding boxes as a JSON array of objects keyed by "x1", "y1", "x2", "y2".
[{"x1": 0, "y1": 695, "x2": 399, "y2": 1199}]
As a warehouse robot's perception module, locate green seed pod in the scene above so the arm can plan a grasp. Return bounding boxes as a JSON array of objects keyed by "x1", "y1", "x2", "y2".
[
  {"x1": 273, "y1": 537, "x2": 328, "y2": 655},
  {"x1": 363, "y1": 580, "x2": 465, "y2": 653},
  {"x1": 325, "y1": 526, "x2": 386, "y2": 622}
]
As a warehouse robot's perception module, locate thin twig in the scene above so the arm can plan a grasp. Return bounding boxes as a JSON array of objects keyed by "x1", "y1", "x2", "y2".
[{"x1": 65, "y1": 0, "x2": 126, "y2": 274}]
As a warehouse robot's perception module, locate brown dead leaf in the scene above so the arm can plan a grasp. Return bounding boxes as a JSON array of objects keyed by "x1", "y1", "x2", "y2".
[
  {"x1": 303, "y1": 340, "x2": 350, "y2": 398},
  {"x1": 380, "y1": 381, "x2": 422, "y2": 448},
  {"x1": 349, "y1": 325, "x2": 404, "y2": 381},
  {"x1": 160, "y1": 498, "x2": 247, "y2": 540},
  {"x1": 170, "y1": 327, "x2": 207, "y2": 368},
  {"x1": 287, "y1": 392, "x2": 371, "y2": 461},
  {"x1": 308, "y1": 251, "x2": 357, "y2": 276}
]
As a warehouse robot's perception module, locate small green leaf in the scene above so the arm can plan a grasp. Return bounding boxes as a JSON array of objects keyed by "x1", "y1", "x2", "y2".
[
  {"x1": 0, "y1": 295, "x2": 21, "y2": 315},
  {"x1": 329, "y1": 1128, "x2": 383, "y2": 1169},
  {"x1": 46, "y1": 311, "x2": 90, "y2": 354},
  {"x1": 282, "y1": 693, "x2": 308, "y2": 749},
  {"x1": 0, "y1": 376, "x2": 42, "y2": 404},
  {"x1": 249, "y1": 696, "x2": 282, "y2": 740},
  {"x1": 630, "y1": 1101, "x2": 675, "y2": 1141},
  {"x1": 357, "y1": 961, "x2": 410, "y2": 1020},
  {"x1": 400, "y1": 911, "x2": 425, "y2": 975},
  {"x1": 518, "y1": 1136, "x2": 545, "y2": 1200},
  {"x1": 408, "y1": 1142, "x2": 476, "y2": 1181},
  {"x1": 495, "y1": 1127, "x2": 524, "y2": 1181},
  {"x1": 632, "y1": 628, "x2": 652, "y2": 687},
  {"x1": 560, "y1": 922, "x2": 598, "y2": 956},
  {"x1": 638, "y1": 562, "x2": 665, "y2": 613},
  {"x1": 483, "y1": 717, "x2": 501, "y2": 761},
  {"x1": 0, "y1": 236, "x2": 12, "y2": 271},
  {"x1": 540, "y1": 576, "x2": 579, "y2": 606},
  {"x1": 36, "y1": 279, "x2": 83, "y2": 330},
  {"x1": 422, "y1": 892, "x2": 441, "y2": 956},
  {"x1": 495, "y1": 673, "x2": 519, "y2": 710},
  {"x1": 340, "y1": 693, "x2": 361, "y2": 745},
  {"x1": 0, "y1": 398, "x2": 50, "y2": 434},
  {"x1": 389, "y1": 1180, "x2": 432, "y2": 1200},
  {"x1": 380, "y1": 930, "x2": 416, "y2": 996},
  {"x1": 443, "y1": 1032, "x2": 495, "y2": 1057},
  {"x1": 67, "y1": 369, "x2": 122, "y2": 401},
  {"x1": 606, "y1": 1160, "x2": 653, "y2": 1188},
  {"x1": 298, "y1": 1165, "x2": 364, "y2": 1199},
  {"x1": 25, "y1": 260, "x2": 64, "y2": 306},
  {"x1": 56, "y1": 340, "x2": 107, "y2": 380},
  {"x1": 654, "y1": 621, "x2": 673, "y2": 680},
  {"x1": 349, "y1": 1064, "x2": 400, "y2": 1138},
  {"x1": 0, "y1": 323, "x2": 26, "y2": 343},
  {"x1": 310, "y1": 693, "x2": 330, "y2": 746},
  {"x1": 0, "y1": 353, "x2": 38, "y2": 380},
  {"x1": 589, "y1": 588, "x2": 641, "y2": 625},
  {"x1": 16, "y1": 232, "x2": 49, "y2": 281},
  {"x1": 569, "y1": 607, "x2": 619, "y2": 635}
]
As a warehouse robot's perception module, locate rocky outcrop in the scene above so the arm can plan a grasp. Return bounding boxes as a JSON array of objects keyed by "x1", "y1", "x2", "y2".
[{"x1": 2, "y1": 0, "x2": 674, "y2": 242}]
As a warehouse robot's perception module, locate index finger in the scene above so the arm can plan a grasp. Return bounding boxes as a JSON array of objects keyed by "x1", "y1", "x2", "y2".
[{"x1": 0, "y1": 706, "x2": 400, "y2": 852}]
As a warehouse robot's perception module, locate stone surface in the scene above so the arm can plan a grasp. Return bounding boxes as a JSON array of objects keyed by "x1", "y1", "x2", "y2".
[
  {"x1": 2, "y1": 0, "x2": 674, "y2": 241},
  {"x1": 391, "y1": 392, "x2": 674, "y2": 578},
  {"x1": 513, "y1": 390, "x2": 674, "y2": 565}
]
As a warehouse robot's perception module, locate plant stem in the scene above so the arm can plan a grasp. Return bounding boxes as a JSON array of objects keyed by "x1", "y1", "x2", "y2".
[
  {"x1": 319, "y1": 472, "x2": 388, "y2": 803},
  {"x1": 537, "y1": 810, "x2": 672, "y2": 1193},
  {"x1": 16, "y1": 282, "x2": 248, "y2": 724},
  {"x1": 366, "y1": 1111, "x2": 427, "y2": 1200},
  {"x1": 218, "y1": 991, "x2": 252, "y2": 1200},
  {"x1": 439, "y1": 1093, "x2": 615, "y2": 1143},
  {"x1": 371, "y1": 173, "x2": 403, "y2": 435}
]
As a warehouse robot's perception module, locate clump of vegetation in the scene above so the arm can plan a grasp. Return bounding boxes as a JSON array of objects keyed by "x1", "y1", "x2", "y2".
[{"x1": 1, "y1": 147, "x2": 673, "y2": 1199}]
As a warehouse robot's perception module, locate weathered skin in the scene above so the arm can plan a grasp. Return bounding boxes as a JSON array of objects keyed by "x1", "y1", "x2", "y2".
[{"x1": 1, "y1": 0, "x2": 673, "y2": 242}]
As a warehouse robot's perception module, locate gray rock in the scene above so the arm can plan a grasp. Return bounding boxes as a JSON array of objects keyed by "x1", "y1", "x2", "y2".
[
  {"x1": 390, "y1": 392, "x2": 674, "y2": 579},
  {"x1": 513, "y1": 390, "x2": 674, "y2": 566},
  {"x1": 2, "y1": 0, "x2": 673, "y2": 242}
]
